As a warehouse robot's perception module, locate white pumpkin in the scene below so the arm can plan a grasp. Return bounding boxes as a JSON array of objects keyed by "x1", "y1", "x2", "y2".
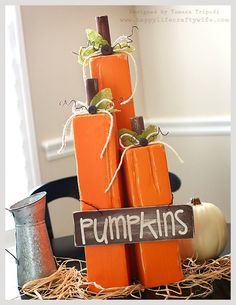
[{"x1": 179, "y1": 198, "x2": 228, "y2": 261}]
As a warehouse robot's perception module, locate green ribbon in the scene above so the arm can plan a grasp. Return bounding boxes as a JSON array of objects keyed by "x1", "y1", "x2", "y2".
[
  {"x1": 119, "y1": 125, "x2": 163, "y2": 147},
  {"x1": 78, "y1": 29, "x2": 135, "y2": 65},
  {"x1": 90, "y1": 88, "x2": 120, "y2": 113}
]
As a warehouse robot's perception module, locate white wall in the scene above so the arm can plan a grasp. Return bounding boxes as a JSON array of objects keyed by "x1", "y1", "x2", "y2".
[
  {"x1": 20, "y1": 5, "x2": 230, "y2": 237},
  {"x1": 134, "y1": 5, "x2": 230, "y2": 119},
  {"x1": 134, "y1": 5, "x2": 230, "y2": 221},
  {"x1": 164, "y1": 135, "x2": 230, "y2": 220}
]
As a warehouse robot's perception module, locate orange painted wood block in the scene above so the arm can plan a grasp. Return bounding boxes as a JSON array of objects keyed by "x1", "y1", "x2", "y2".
[
  {"x1": 123, "y1": 144, "x2": 183, "y2": 287},
  {"x1": 73, "y1": 113, "x2": 130, "y2": 290},
  {"x1": 89, "y1": 53, "x2": 135, "y2": 130}
]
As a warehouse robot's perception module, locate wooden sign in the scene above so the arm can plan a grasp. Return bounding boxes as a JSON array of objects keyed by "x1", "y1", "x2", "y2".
[{"x1": 73, "y1": 205, "x2": 194, "y2": 247}]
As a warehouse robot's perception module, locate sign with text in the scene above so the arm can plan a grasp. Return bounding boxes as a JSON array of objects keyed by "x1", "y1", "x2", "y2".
[{"x1": 73, "y1": 205, "x2": 194, "y2": 247}]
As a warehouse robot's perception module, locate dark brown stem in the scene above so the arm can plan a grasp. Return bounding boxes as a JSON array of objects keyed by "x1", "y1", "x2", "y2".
[
  {"x1": 85, "y1": 78, "x2": 99, "y2": 105},
  {"x1": 96, "y1": 15, "x2": 111, "y2": 45},
  {"x1": 191, "y1": 198, "x2": 202, "y2": 205},
  {"x1": 131, "y1": 116, "x2": 145, "y2": 135}
]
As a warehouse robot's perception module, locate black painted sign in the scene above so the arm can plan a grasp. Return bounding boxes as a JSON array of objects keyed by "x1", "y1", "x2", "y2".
[{"x1": 73, "y1": 205, "x2": 194, "y2": 247}]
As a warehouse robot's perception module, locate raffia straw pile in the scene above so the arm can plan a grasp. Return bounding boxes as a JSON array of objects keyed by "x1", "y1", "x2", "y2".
[
  {"x1": 20, "y1": 254, "x2": 230, "y2": 300},
  {"x1": 148, "y1": 254, "x2": 231, "y2": 299}
]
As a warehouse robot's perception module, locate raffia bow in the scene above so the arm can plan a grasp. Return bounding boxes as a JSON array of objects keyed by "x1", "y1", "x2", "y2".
[
  {"x1": 57, "y1": 97, "x2": 116, "y2": 159},
  {"x1": 77, "y1": 29, "x2": 138, "y2": 106},
  {"x1": 78, "y1": 28, "x2": 136, "y2": 64},
  {"x1": 105, "y1": 131, "x2": 184, "y2": 193}
]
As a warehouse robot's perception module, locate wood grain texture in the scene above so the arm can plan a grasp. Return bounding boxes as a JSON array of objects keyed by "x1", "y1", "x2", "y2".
[
  {"x1": 90, "y1": 53, "x2": 135, "y2": 129},
  {"x1": 73, "y1": 205, "x2": 194, "y2": 246}
]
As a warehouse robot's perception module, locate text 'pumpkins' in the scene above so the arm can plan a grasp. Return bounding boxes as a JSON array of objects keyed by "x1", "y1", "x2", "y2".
[{"x1": 179, "y1": 198, "x2": 228, "y2": 261}]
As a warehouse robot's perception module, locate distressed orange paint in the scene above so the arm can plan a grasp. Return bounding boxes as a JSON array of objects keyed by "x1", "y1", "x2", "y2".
[
  {"x1": 73, "y1": 113, "x2": 130, "y2": 291},
  {"x1": 123, "y1": 144, "x2": 183, "y2": 287},
  {"x1": 89, "y1": 53, "x2": 135, "y2": 130}
]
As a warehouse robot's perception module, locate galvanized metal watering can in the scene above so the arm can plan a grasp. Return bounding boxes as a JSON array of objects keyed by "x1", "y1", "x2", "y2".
[{"x1": 8, "y1": 192, "x2": 57, "y2": 287}]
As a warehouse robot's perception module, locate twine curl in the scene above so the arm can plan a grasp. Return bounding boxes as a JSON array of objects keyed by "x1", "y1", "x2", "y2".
[
  {"x1": 105, "y1": 133, "x2": 184, "y2": 193},
  {"x1": 57, "y1": 99, "x2": 114, "y2": 159},
  {"x1": 82, "y1": 35, "x2": 138, "y2": 106}
]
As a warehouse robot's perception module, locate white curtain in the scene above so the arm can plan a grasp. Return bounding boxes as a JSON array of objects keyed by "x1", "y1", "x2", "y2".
[{"x1": 5, "y1": 6, "x2": 41, "y2": 230}]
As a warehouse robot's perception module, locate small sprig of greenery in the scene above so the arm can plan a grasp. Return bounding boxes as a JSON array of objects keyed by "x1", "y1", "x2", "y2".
[
  {"x1": 78, "y1": 29, "x2": 135, "y2": 64},
  {"x1": 79, "y1": 29, "x2": 108, "y2": 64},
  {"x1": 119, "y1": 125, "x2": 161, "y2": 147},
  {"x1": 90, "y1": 88, "x2": 120, "y2": 113}
]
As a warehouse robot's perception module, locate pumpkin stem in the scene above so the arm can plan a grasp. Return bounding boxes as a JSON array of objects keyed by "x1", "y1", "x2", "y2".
[{"x1": 191, "y1": 198, "x2": 201, "y2": 205}]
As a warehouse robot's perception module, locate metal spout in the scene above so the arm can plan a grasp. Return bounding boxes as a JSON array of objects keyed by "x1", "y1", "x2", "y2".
[{"x1": 9, "y1": 192, "x2": 57, "y2": 287}]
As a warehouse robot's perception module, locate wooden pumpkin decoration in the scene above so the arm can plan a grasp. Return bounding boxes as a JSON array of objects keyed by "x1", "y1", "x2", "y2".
[
  {"x1": 179, "y1": 198, "x2": 228, "y2": 261},
  {"x1": 73, "y1": 79, "x2": 130, "y2": 291},
  {"x1": 121, "y1": 116, "x2": 183, "y2": 288},
  {"x1": 90, "y1": 52, "x2": 135, "y2": 130}
]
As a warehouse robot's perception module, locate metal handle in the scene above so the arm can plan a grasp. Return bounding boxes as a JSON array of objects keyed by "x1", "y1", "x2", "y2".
[{"x1": 5, "y1": 248, "x2": 19, "y2": 265}]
